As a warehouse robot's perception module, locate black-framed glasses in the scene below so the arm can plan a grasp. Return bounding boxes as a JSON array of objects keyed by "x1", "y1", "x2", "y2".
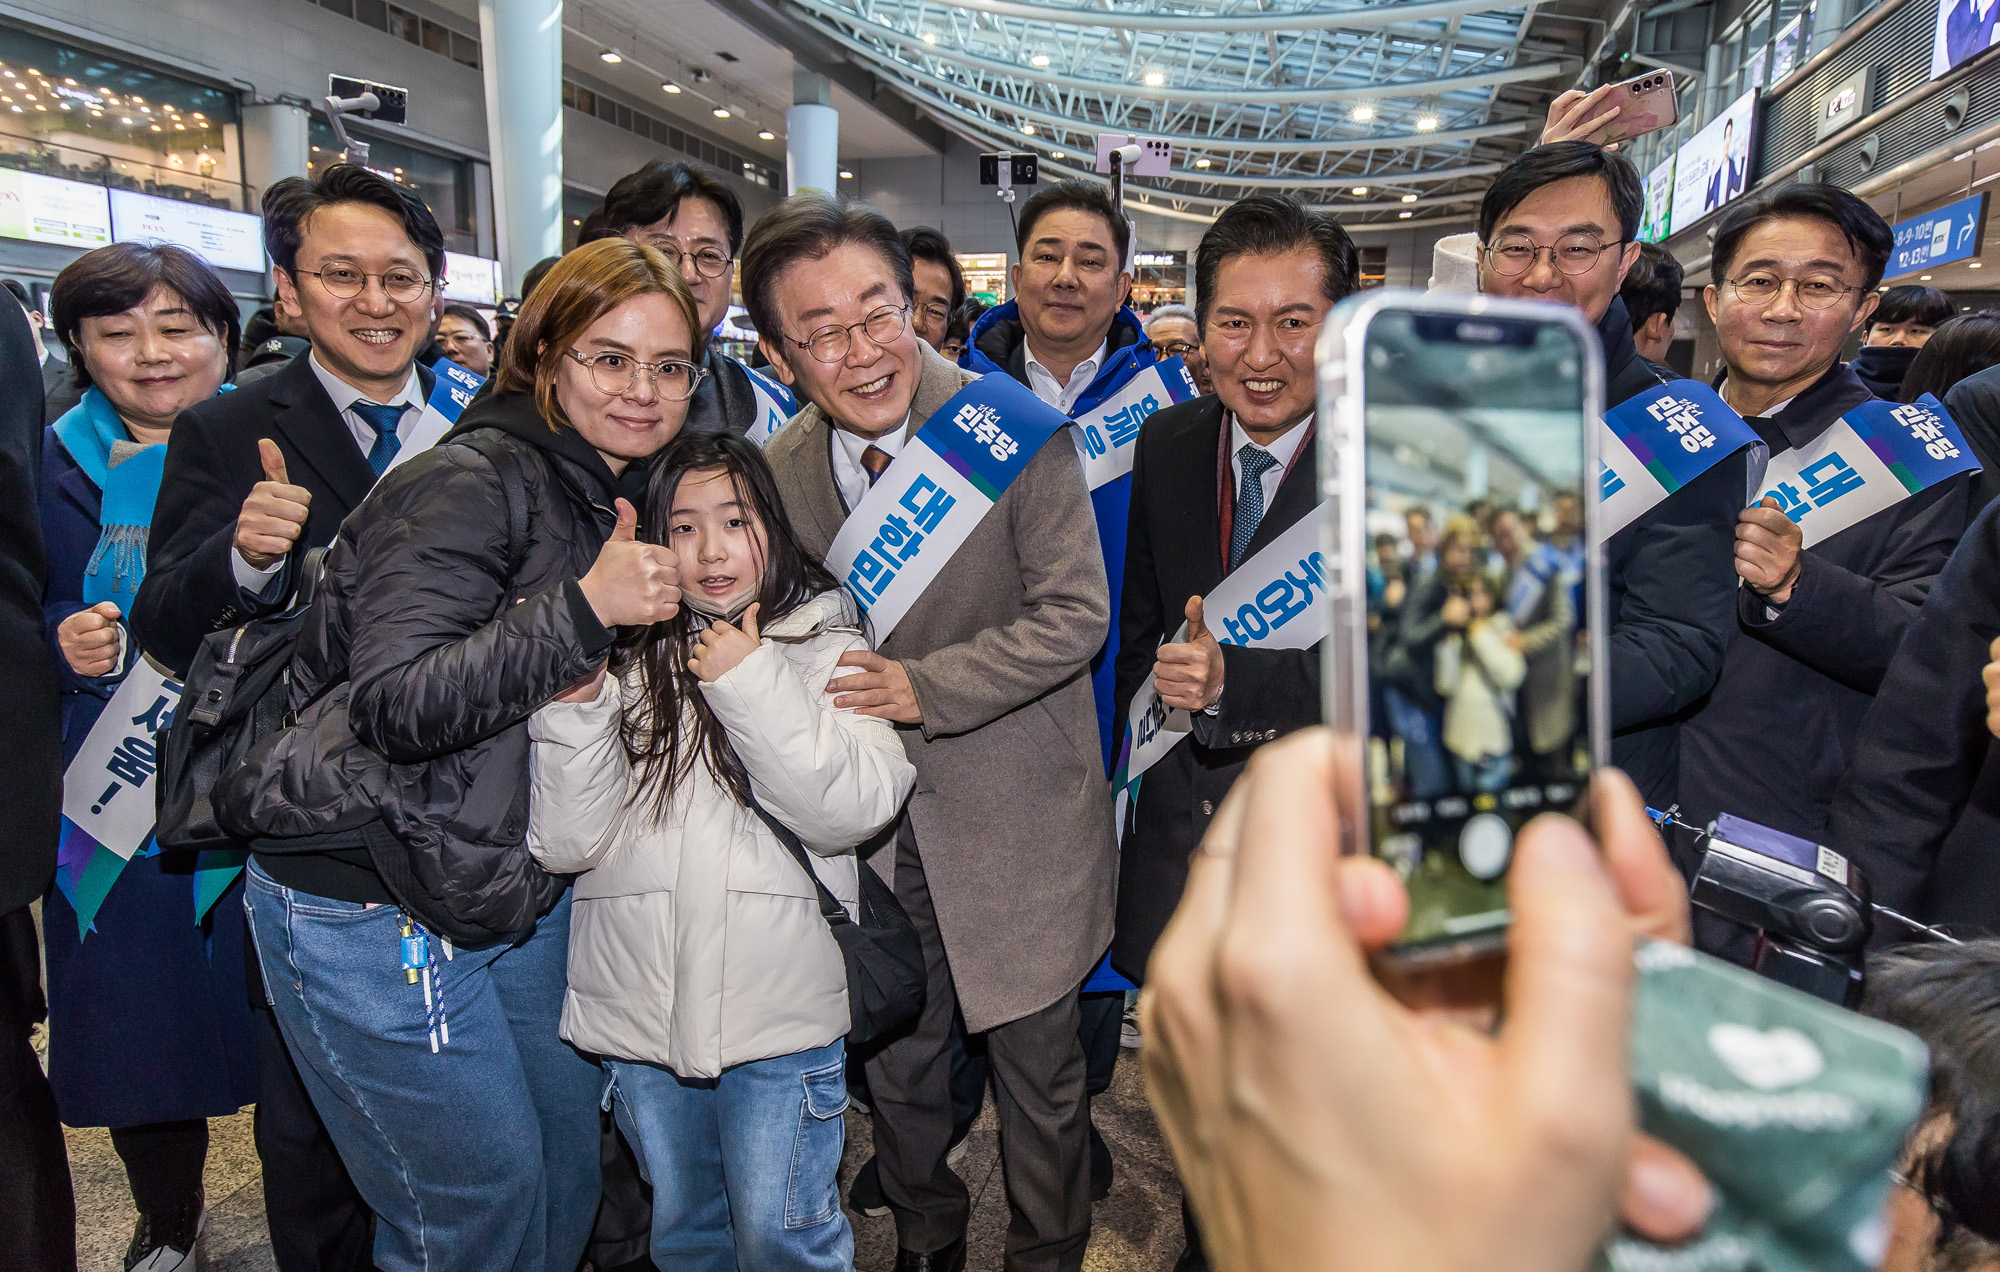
[
  {"x1": 565, "y1": 349, "x2": 706, "y2": 401},
  {"x1": 637, "y1": 236, "x2": 733, "y2": 280},
  {"x1": 1150, "y1": 338, "x2": 1198, "y2": 358},
  {"x1": 1724, "y1": 273, "x2": 1862, "y2": 310},
  {"x1": 296, "y1": 265, "x2": 438, "y2": 303},
  {"x1": 1483, "y1": 233, "x2": 1627, "y2": 277},
  {"x1": 787, "y1": 304, "x2": 910, "y2": 364}
]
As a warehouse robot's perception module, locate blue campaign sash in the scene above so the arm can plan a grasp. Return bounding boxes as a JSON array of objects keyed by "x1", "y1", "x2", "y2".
[
  {"x1": 1755, "y1": 394, "x2": 1980, "y2": 547},
  {"x1": 1599, "y1": 380, "x2": 1765, "y2": 536},
  {"x1": 1071, "y1": 356, "x2": 1199, "y2": 490},
  {"x1": 738, "y1": 359, "x2": 799, "y2": 445},
  {"x1": 389, "y1": 357, "x2": 486, "y2": 471},
  {"x1": 825, "y1": 374, "x2": 1071, "y2": 642}
]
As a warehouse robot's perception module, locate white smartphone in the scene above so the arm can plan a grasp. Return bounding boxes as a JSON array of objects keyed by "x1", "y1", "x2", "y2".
[
  {"x1": 1599, "y1": 70, "x2": 1681, "y2": 146},
  {"x1": 1318, "y1": 291, "x2": 1609, "y2": 966}
]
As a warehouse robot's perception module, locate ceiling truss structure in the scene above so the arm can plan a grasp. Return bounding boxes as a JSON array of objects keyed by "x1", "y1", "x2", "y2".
[{"x1": 776, "y1": 0, "x2": 1602, "y2": 226}]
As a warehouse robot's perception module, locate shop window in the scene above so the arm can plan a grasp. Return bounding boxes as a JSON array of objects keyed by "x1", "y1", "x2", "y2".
[
  {"x1": 420, "y1": 19, "x2": 451, "y2": 58},
  {"x1": 449, "y1": 32, "x2": 479, "y2": 69},
  {"x1": 319, "y1": 0, "x2": 354, "y2": 17},
  {"x1": 1359, "y1": 246, "x2": 1388, "y2": 290},
  {"x1": 308, "y1": 115, "x2": 476, "y2": 253},
  {"x1": 355, "y1": 0, "x2": 388, "y2": 29}
]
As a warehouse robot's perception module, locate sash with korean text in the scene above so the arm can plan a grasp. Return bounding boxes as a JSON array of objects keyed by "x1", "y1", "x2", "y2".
[
  {"x1": 1754, "y1": 394, "x2": 1979, "y2": 547},
  {"x1": 53, "y1": 657, "x2": 182, "y2": 937},
  {"x1": 1071, "y1": 356, "x2": 1199, "y2": 489},
  {"x1": 825, "y1": 374, "x2": 1071, "y2": 642},
  {"x1": 740, "y1": 359, "x2": 800, "y2": 446},
  {"x1": 384, "y1": 357, "x2": 486, "y2": 473},
  {"x1": 1111, "y1": 503, "x2": 1332, "y2": 836},
  {"x1": 1598, "y1": 380, "x2": 1765, "y2": 537}
]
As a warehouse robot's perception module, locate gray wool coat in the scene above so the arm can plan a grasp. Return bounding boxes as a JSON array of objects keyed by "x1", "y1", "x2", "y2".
[{"x1": 763, "y1": 344, "x2": 1117, "y2": 1032}]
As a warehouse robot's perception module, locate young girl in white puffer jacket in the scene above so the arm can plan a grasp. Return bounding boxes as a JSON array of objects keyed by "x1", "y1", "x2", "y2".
[{"x1": 528, "y1": 431, "x2": 914, "y2": 1272}]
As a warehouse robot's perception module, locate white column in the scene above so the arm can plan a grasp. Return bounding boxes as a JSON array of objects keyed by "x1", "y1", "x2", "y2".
[
  {"x1": 787, "y1": 70, "x2": 838, "y2": 197},
  {"x1": 238, "y1": 102, "x2": 309, "y2": 208},
  {"x1": 478, "y1": 0, "x2": 563, "y2": 294}
]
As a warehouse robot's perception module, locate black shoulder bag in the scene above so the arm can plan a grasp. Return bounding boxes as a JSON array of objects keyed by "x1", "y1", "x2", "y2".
[{"x1": 747, "y1": 800, "x2": 926, "y2": 1050}]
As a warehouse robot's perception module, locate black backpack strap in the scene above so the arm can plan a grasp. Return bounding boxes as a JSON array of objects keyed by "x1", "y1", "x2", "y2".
[
  {"x1": 745, "y1": 796, "x2": 857, "y2": 931},
  {"x1": 455, "y1": 431, "x2": 532, "y2": 581}
]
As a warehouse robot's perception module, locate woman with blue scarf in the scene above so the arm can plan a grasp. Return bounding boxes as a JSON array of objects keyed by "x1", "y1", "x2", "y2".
[{"x1": 41, "y1": 242, "x2": 246, "y2": 1272}]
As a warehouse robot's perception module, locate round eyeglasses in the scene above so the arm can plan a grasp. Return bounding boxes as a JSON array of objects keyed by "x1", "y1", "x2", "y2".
[
  {"x1": 297, "y1": 265, "x2": 437, "y2": 303},
  {"x1": 787, "y1": 304, "x2": 911, "y2": 364},
  {"x1": 1483, "y1": 233, "x2": 1627, "y2": 277},
  {"x1": 637, "y1": 237, "x2": 734, "y2": 280},
  {"x1": 566, "y1": 349, "x2": 706, "y2": 401},
  {"x1": 1724, "y1": 273, "x2": 1862, "y2": 310}
]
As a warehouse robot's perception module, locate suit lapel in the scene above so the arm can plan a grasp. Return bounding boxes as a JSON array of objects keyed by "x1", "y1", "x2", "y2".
[
  {"x1": 266, "y1": 355, "x2": 382, "y2": 514},
  {"x1": 791, "y1": 413, "x2": 848, "y2": 551}
]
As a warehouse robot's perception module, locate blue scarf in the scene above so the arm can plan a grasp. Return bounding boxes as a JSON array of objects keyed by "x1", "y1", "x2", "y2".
[{"x1": 53, "y1": 387, "x2": 168, "y2": 608}]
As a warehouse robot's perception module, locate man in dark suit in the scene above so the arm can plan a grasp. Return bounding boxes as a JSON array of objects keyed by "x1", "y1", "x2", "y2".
[
  {"x1": 133, "y1": 162, "x2": 449, "y2": 1272},
  {"x1": 0, "y1": 270, "x2": 74, "y2": 1271},
  {"x1": 1110, "y1": 193, "x2": 1357, "y2": 1272}
]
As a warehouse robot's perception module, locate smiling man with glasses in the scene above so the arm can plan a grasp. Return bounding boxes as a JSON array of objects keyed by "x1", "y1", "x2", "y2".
[
  {"x1": 1474, "y1": 141, "x2": 1752, "y2": 816},
  {"x1": 1675, "y1": 185, "x2": 1981, "y2": 939}
]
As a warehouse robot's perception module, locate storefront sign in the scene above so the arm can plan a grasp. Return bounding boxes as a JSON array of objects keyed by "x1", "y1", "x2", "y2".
[{"x1": 1815, "y1": 66, "x2": 1876, "y2": 142}]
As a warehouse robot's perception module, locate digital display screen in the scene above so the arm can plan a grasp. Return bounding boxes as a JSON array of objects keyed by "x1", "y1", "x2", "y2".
[
  {"x1": 109, "y1": 189, "x2": 263, "y2": 272},
  {"x1": 0, "y1": 170, "x2": 111, "y2": 249},
  {"x1": 443, "y1": 250, "x2": 500, "y2": 304},
  {"x1": 1671, "y1": 89, "x2": 1758, "y2": 230}
]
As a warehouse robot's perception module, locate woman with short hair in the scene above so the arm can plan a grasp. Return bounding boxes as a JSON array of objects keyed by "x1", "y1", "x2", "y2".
[{"x1": 39, "y1": 240, "x2": 244, "y2": 1272}]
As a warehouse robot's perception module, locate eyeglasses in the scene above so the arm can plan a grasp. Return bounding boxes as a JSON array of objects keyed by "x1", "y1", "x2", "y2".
[
  {"x1": 1483, "y1": 233, "x2": 1626, "y2": 277},
  {"x1": 787, "y1": 304, "x2": 910, "y2": 364},
  {"x1": 1724, "y1": 273, "x2": 1862, "y2": 310},
  {"x1": 565, "y1": 348, "x2": 706, "y2": 401},
  {"x1": 637, "y1": 237, "x2": 733, "y2": 280},
  {"x1": 914, "y1": 300, "x2": 952, "y2": 330},
  {"x1": 1150, "y1": 338, "x2": 1198, "y2": 358},
  {"x1": 297, "y1": 265, "x2": 437, "y2": 303}
]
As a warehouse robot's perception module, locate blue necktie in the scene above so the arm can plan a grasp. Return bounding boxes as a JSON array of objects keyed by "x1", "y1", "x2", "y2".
[
  {"x1": 1230, "y1": 444, "x2": 1279, "y2": 569},
  {"x1": 351, "y1": 400, "x2": 406, "y2": 477}
]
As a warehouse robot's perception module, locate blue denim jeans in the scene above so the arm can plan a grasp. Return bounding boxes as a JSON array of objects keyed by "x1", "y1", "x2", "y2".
[
  {"x1": 1384, "y1": 685, "x2": 1452, "y2": 800},
  {"x1": 608, "y1": 1039, "x2": 853, "y2": 1272},
  {"x1": 243, "y1": 861, "x2": 601, "y2": 1272}
]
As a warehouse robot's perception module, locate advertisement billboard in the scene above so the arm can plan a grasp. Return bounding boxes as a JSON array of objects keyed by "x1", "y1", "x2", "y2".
[
  {"x1": 442, "y1": 251, "x2": 500, "y2": 305},
  {"x1": 1671, "y1": 89, "x2": 1758, "y2": 232},
  {"x1": 1932, "y1": 0, "x2": 2000, "y2": 78},
  {"x1": 1641, "y1": 157, "x2": 1675, "y2": 243},
  {"x1": 1887, "y1": 192, "x2": 1989, "y2": 278},
  {"x1": 0, "y1": 170, "x2": 111, "y2": 249},
  {"x1": 109, "y1": 190, "x2": 263, "y2": 273}
]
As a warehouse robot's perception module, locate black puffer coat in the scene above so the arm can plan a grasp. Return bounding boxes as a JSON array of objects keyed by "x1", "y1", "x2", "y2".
[{"x1": 250, "y1": 389, "x2": 619, "y2": 943}]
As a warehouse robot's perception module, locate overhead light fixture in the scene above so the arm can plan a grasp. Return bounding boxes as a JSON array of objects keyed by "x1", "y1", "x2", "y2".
[
  {"x1": 662, "y1": 82, "x2": 682, "y2": 93},
  {"x1": 1415, "y1": 114, "x2": 1439, "y2": 131},
  {"x1": 922, "y1": 30, "x2": 937, "y2": 43},
  {"x1": 757, "y1": 129, "x2": 776, "y2": 140},
  {"x1": 713, "y1": 106, "x2": 731, "y2": 118},
  {"x1": 839, "y1": 169, "x2": 854, "y2": 179},
  {"x1": 1051, "y1": 150, "x2": 1065, "y2": 159},
  {"x1": 1194, "y1": 157, "x2": 1211, "y2": 169},
  {"x1": 1401, "y1": 193, "x2": 1419, "y2": 203},
  {"x1": 1972, "y1": 261, "x2": 1984, "y2": 268},
  {"x1": 600, "y1": 48, "x2": 623, "y2": 64},
  {"x1": 1021, "y1": 123, "x2": 1036, "y2": 135},
  {"x1": 1920, "y1": 274, "x2": 1933, "y2": 280},
  {"x1": 1142, "y1": 69, "x2": 1166, "y2": 87},
  {"x1": 1399, "y1": 211, "x2": 1413, "y2": 219},
  {"x1": 1031, "y1": 53, "x2": 1050, "y2": 67},
  {"x1": 1351, "y1": 185, "x2": 1369, "y2": 195},
  {"x1": 1350, "y1": 103, "x2": 1374, "y2": 123}
]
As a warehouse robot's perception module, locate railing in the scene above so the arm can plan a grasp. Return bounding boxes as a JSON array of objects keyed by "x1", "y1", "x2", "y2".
[{"x1": 0, "y1": 129, "x2": 249, "y2": 211}]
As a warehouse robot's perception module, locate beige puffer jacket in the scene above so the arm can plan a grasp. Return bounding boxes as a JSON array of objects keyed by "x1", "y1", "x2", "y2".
[{"x1": 526, "y1": 590, "x2": 916, "y2": 1077}]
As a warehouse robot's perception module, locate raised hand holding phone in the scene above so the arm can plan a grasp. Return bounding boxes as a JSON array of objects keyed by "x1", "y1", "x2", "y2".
[{"x1": 578, "y1": 497, "x2": 681, "y2": 628}]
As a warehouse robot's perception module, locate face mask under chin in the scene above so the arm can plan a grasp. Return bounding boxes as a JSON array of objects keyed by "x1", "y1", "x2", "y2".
[{"x1": 681, "y1": 592, "x2": 758, "y2": 624}]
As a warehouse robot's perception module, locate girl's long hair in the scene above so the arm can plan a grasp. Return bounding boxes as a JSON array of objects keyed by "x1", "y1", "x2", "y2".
[{"x1": 617, "y1": 431, "x2": 847, "y2": 813}]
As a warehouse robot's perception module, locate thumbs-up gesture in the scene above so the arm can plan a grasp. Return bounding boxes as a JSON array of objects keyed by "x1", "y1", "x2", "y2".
[
  {"x1": 57, "y1": 600, "x2": 125, "y2": 677},
  {"x1": 1155, "y1": 595, "x2": 1225, "y2": 712},
  {"x1": 1983, "y1": 636, "x2": 2000, "y2": 740},
  {"x1": 235, "y1": 439, "x2": 314, "y2": 570},
  {"x1": 689, "y1": 603, "x2": 762, "y2": 684},
  {"x1": 1735, "y1": 495, "x2": 1805, "y2": 603},
  {"x1": 578, "y1": 498, "x2": 681, "y2": 628}
]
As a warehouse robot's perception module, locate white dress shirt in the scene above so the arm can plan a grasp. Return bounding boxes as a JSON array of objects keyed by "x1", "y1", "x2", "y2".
[
  {"x1": 232, "y1": 353, "x2": 427, "y2": 590},
  {"x1": 1228, "y1": 413, "x2": 1312, "y2": 512},
  {"x1": 1023, "y1": 337, "x2": 1109, "y2": 414},
  {"x1": 829, "y1": 415, "x2": 912, "y2": 514}
]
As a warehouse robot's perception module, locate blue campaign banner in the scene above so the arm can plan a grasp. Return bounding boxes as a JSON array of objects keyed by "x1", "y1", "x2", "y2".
[
  {"x1": 428, "y1": 357, "x2": 485, "y2": 421},
  {"x1": 1842, "y1": 394, "x2": 1980, "y2": 493},
  {"x1": 1603, "y1": 379, "x2": 1760, "y2": 493},
  {"x1": 1888, "y1": 193, "x2": 1988, "y2": 279},
  {"x1": 914, "y1": 371, "x2": 1072, "y2": 500}
]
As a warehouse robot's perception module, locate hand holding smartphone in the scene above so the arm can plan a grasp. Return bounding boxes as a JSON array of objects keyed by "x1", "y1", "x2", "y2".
[{"x1": 1543, "y1": 74, "x2": 1681, "y2": 151}]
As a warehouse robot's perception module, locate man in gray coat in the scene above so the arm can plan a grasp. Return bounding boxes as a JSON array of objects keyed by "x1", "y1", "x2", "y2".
[{"x1": 743, "y1": 195, "x2": 1115, "y2": 1272}]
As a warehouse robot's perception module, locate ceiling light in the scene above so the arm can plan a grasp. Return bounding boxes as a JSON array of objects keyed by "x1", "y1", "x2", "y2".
[
  {"x1": 757, "y1": 129, "x2": 775, "y2": 140},
  {"x1": 1031, "y1": 53, "x2": 1050, "y2": 67},
  {"x1": 1401, "y1": 193, "x2": 1419, "y2": 203},
  {"x1": 1399, "y1": 210, "x2": 1413, "y2": 219},
  {"x1": 1350, "y1": 103, "x2": 1374, "y2": 123},
  {"x1": 1142, "y1": 69, "x2": 1166, "y2": 87},
  {"x1": 662, "y1": 82, "x2": 681, "y2": 93},
  {"x1": 1972, "y1": 262, "x2": 1984, "y2": 268},
  {"x1": 1051, "y1": 150, "x2": 1065, "y2": 159},
  {"x1": 713, "y1": 107, "x2": 731, "y2": 118},
  {"x1": 1021, "y1": 123, "x2": 1035, "y2": 135},
  {"x1": 1351, "y1": 185, "x2": 1369, "y2": 195},
  {"x1": 1415, "y1": 114, "x2": 1439, "y2": 131},
  {"x1": 600, "y1": 48, "x2": 623, "y2": 63},
  {"x1": 1879, "y1": 285, "x2": 1890, "y2": 291},
  {"x1": 1920, "y1": 274, "x2": 1932, "y2": 280},
  {"x1": 922, "y1": 30, "x2": 937, "y2": 43},
  {"x1": 839, "y1": 169, "x2": 854, "y2": 179},
  {"x1": 1194, "y1": 157, "x2": 1211, "y2": 169}
]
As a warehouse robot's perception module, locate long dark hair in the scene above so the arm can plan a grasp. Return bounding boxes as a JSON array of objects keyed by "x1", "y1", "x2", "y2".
[
  {"x1": 618, "y1": 431, "x2": 846, "y2": 813},
  {"x1": 1902, "y1": 312, "x2": 2000, "y2": 404}
]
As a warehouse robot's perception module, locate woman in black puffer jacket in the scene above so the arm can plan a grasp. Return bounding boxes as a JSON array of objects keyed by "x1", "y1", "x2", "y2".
[{"x1": 239, "y1": 238, "x2": 695, "y2": 1272}]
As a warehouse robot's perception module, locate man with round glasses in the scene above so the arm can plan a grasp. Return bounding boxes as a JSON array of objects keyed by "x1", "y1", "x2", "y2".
[
  {"x1": 587, "y1": 160, "x2": 793, "y2": 438},
  {"x1": 1475, "y1": 141, "x2": 1749, "y2": 814},
  {"x1": 1676, "y1": 185, "x2": 1980, "y2": 926},
  {"x1": 746, "y1": 194, "x2": 1114, "y2": 1272}
]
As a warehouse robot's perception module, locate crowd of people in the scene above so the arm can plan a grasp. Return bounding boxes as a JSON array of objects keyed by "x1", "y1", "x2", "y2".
[{"x1": 3, "y1": 98, "x2": 2000, "y2": 1272}]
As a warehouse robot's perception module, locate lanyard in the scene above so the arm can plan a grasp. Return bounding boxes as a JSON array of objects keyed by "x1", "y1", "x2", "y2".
[{"x1": 1216, "y1": 415, "x2": 1317, "y2": 576}]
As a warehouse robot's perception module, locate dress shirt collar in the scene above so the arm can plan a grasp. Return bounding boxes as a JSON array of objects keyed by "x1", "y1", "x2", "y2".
[
  {"x1": 308, "y1": 349, "x2": 425, "y2": 417},
  {"x1": 1227, "y1": 413, "x2": 1312, "y2": 472},
  {"x1": 1023, "y1": 336, "x2": 1109, "y2": 410}
]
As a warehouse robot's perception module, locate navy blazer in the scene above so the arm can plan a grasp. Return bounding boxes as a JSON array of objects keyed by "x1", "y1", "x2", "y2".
[{"x1": 133, "y1": 352, "x2": 432, "y2": 676}]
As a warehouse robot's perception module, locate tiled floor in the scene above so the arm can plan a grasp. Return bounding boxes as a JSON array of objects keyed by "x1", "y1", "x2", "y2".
[{"x1": 70, "y1": 1045, "x2": 1186, "y2": 1272}]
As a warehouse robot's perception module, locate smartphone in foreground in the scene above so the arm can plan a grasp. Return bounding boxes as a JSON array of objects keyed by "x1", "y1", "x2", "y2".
[
  {"x1": 1599, "y1": 70, "x2": 1681, "y2": 145},
  {"x1": 1319, "y1": 291, "x2": 1607, "y2": 966}
]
